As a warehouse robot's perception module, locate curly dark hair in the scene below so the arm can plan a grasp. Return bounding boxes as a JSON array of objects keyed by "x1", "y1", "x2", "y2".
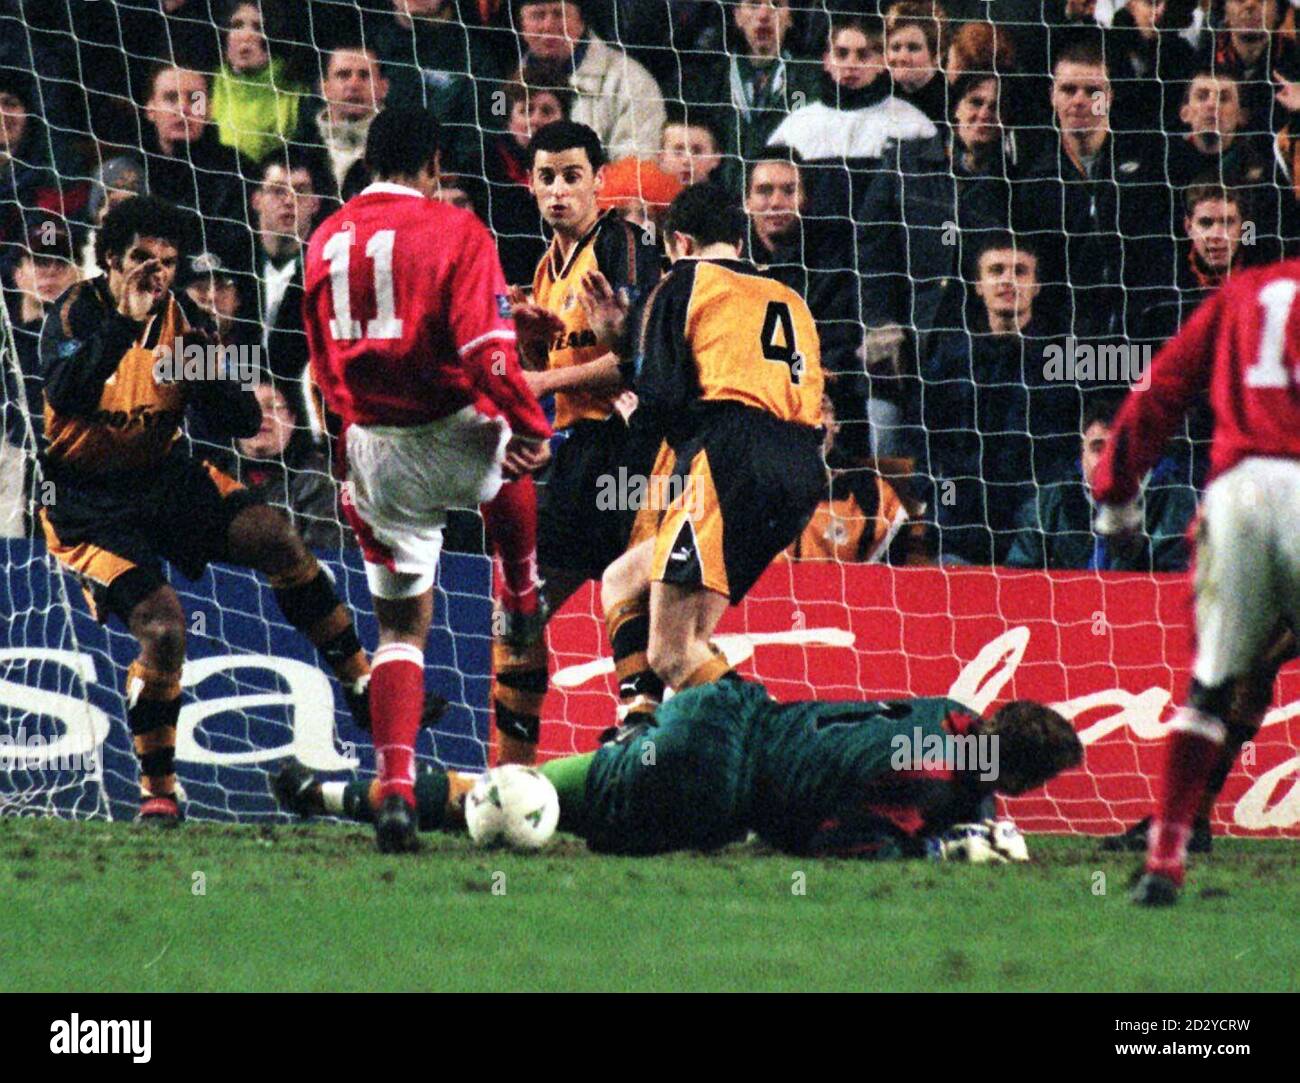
[{"x1": 95, "y1": 195, "x2": 192, "y2": 269}]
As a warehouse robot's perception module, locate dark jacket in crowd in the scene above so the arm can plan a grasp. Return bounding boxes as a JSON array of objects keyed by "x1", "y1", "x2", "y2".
[
  {"x1": 1013, "y1": 133, "x2": 1172, "y2": 339},
  {"x1": 857, "y1": 133, "x2": 1017, "y2": 342},
  {"x1": 1162, "y1": 132, "x2": 1297, "y2": 262},
  {"x1": 368, "y1": 8, "x2": 504, "y2": 175},
  {"x1": 920, "y1": 316, "x2": 1081, "y2": 564},
  {"x1": 229, "y1": 439, "x2": 353, "y2": 552},
  {"x1": 138, "y1": 126, "x2": 256, "y2": 274},
  {"x1": 1104, "y1": 14, "x2": 1196, "y2": 139},
  {"x1": 483, "y1": 133, "x2": 548, "y2": 287},
  {"x1": 1006, "y1": 459, "x2": 1197, "y2": 571},
  {"x1": 678, "y1": 51, "x2": 821, "y2": 198}
]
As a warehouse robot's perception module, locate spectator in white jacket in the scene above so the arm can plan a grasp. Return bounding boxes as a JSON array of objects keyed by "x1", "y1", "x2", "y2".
[
  {"x1": 768, "y1": 14, "x2": 935, "y2": 163},
  {"x1": 513, "y1": 0, "x2": 666, "y2": 160}
]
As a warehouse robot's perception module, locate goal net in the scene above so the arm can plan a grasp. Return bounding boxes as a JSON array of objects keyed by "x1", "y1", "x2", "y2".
[{"x1": 1, "y1": 0, "x2": 1298, "y2": 835}]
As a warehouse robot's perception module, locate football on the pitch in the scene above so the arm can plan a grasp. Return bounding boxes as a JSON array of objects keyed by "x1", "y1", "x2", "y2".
[{"x1": 464, "y1": 765, "x2": 560, "y2": 851}]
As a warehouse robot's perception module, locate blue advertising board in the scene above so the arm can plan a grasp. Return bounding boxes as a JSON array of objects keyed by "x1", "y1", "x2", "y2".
[{"x1": 0, "y1": 540, "x2": 494, "y2": 822}]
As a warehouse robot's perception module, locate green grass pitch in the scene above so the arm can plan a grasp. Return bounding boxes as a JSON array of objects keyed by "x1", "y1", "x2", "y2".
[{"x1": 2, "y1": 817, "x2": 1296, "y2": 992}]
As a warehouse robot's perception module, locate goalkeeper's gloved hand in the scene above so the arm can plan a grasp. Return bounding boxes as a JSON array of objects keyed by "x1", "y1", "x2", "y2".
[{"x1": 1094, "y1": 500, "x2": 1142, "y2": 538}]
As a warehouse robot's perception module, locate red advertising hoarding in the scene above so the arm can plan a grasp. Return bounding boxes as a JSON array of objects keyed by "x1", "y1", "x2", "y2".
[{"x1": 540, "y1": 565, "x2": 1300, "y2": 836}]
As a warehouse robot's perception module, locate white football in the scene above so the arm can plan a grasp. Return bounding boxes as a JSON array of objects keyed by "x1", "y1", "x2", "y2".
[
  {"x1": 464, "y1": 765, "x2": 560, "y2": 851},
  {"x1": 988, "y1": 819, "x2": 1030, "y2": 862}
]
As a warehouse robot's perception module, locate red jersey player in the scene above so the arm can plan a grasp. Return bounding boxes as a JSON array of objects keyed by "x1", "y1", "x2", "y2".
[
  {"x1": 1093, "y1": 258, "x2": 1300, "y2": 905},
  {"x1": 303, "y1": 108, "x2": 552, "y2": 853}
]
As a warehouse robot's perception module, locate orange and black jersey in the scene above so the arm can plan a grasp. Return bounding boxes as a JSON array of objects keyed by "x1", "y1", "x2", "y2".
[
  {"x1": 39, "y1": 277, "x2": 261, "y2": 480},
  {"x1": 532, "y1": 210, "x2": 661, "y2": 430},
  {"x1": 633, "y1": 257, "x2": 824, "y2": 447},
  {"x1": 786, "y1": 469, "x2": 910, "y2": 563}
]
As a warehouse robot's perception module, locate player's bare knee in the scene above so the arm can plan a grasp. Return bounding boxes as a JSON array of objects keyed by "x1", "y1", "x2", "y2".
[
  {"x1": 130, "y1": 601, "x2": 186, "y2": 669},
  {"x1": 600, "y1": 559, "x2": 630, "y2": 610}
]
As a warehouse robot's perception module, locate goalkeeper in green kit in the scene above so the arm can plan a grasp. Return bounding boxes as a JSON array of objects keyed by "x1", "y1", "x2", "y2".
[{"x1": 274, "y1": 677, "x2": 1082, "y2": 859}]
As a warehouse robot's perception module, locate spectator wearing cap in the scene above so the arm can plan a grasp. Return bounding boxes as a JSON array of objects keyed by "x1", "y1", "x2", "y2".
[
  {"x1": 512, "y1": 1, "x2": 666, "y2": 160},
  {"x1": 857, "y1": 68, "x2": 1017, "y2": 379},
  {"x1": 0, "y1": 70, "x2": 89, "y2": 278},
  {"x1": 290, "y1": 43, "x2": 390, "y2": 194},
  {"x1": 1012, "y1": 33, "x2": 1171, "y2": 340},
  {"x1": 211, "y1": 0, "x2": 308, "y2": 165},
  {"x1": 180, "y1": 251, "x2": 248, "y2": 346},
  {"x1": 768, "y1": 15, "x2": 935, "y2": 164},
  {"x1": 744, "y1": 148, "x2": 867, "y2": 455},
  {"x1": 370, "y1": 2, "x2": 502, "y2": 174},
  {"x1": 78, "y1": 156, "x2": 147, "y2": 280},
  {"x1": 1006, "y1": 393, "x2": 1196, "y2": 571},
  {"x1": 1, "y1": 217, "x2": 79, "y2": 535},
  {"x1": 227, "y1": 382, "x2": 355, "y2": 551},
  {"x1": 677, "y1": 0, "x2": 820, "y2": 184},
  {"x1": 483, "y1": 80, "x2": 571, "y2": 283},
  {"x1": 883, "y1": 1, "x2": 950, "y2": 127},
  {"x1": 596, "y1": 156, "x2": 683, "y2": 229},
  {"x1": 138, "y1": 64, "x2": 256, "y2": 269}
]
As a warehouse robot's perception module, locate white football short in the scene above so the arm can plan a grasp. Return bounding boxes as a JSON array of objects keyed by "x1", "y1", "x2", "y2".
[
  {"x1": 1192, "y1": 457, "x2": 1300, "y2": 687},
  {"x1": 343, "y1": 405, "x2": 510, "y2": 599}
]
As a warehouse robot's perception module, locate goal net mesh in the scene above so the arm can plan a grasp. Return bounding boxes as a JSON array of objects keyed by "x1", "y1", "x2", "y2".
[{"x1": 1, "y1": 0, "x2": 1298, "y2": 834}]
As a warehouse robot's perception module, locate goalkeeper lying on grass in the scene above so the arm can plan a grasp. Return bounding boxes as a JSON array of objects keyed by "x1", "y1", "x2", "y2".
[{"x1": 274, "y1": 676, "x2": 1083, "y2": 859}]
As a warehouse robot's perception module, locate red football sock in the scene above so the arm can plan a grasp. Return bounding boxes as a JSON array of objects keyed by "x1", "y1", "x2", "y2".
[
  {"x1": 481, "y1": 477, "x2": 540, "y2": 616},
  {"x1": 1147, "y1": 708, "x2": 1226, "y2": 884},
  {"x1": 370, "y1": 643, "x2": 425, "y2": 806}
]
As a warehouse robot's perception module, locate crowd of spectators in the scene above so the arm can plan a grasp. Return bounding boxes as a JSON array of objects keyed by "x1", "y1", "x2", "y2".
[{"x1": 5, "y1": 0, "x2": 1288, "y2": 571}]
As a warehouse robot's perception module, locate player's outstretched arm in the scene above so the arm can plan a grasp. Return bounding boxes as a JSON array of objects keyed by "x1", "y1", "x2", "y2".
[
  {"x1": 450, "y1": 222, "x2": 552, "y2": 441},
  {"x1": 1092, "y1": 288, "x2": 1224, "y2": 506}
]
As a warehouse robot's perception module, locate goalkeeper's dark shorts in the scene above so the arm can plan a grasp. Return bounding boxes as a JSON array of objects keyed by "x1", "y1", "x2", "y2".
[
  {"x1": 39, "y1": 448, "x2": 261, "y2": 624},
  {"x1": 648, "y1": 406, "x2": 824, "y2": 604},
  {"x1": 536, "y1": 414, "x2": 662, "y2": 580},
  {"x1": 581, "y1": 683, "x2": 757, "y2": 855}
]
